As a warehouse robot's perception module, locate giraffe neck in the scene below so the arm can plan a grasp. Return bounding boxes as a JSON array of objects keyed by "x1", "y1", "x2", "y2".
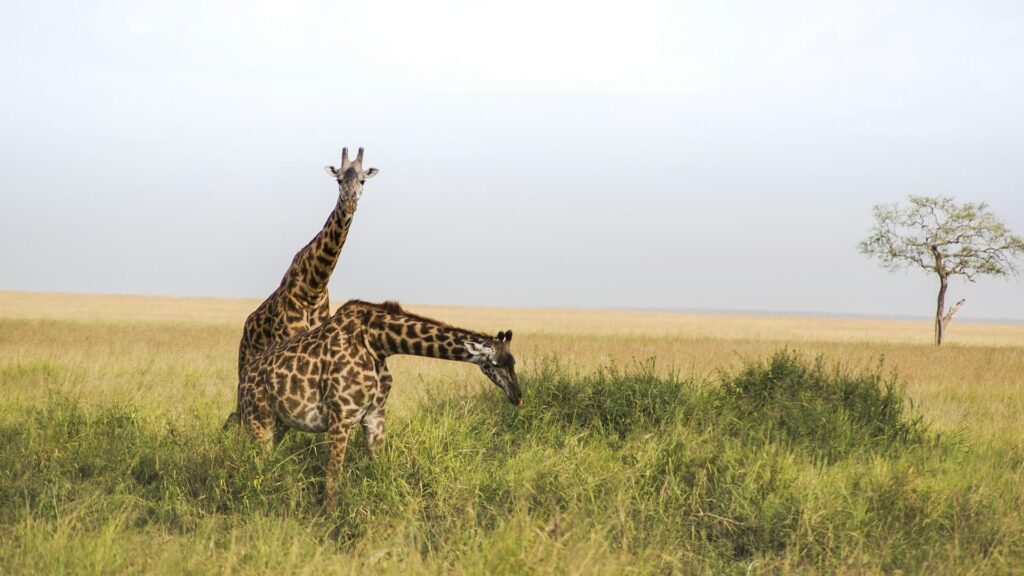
[
  {"x1": 282, "y1": 196, "x2": 354, "y2": 303},
  {"x1": 366, "y1": 310, "x2": 490, "y2": 363}
]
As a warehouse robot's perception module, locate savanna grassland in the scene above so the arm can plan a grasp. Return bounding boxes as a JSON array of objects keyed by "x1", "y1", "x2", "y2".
[{"x1": 1, "y1": 291, "x2": 1023, "y2": 574}]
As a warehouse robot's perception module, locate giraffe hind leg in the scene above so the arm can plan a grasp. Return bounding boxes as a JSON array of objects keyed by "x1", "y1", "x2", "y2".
[
  {"x1": 361, "y1": 405, "x2": 386, "y2": 457},
  {"x1": 244, "y1": 416, "x2": 275, "y2": 453},
  {"x1": 273, "y1": 418, "x2": 290, "y2": 447},
  {"x1": 325, "y1": 412, "x2": 358, "y2": 509},
  {"x1": 361, "y1": 361, "x2": 393, "y2": 456},
  {"x1": 239, "y1": 382, "x2": 276, "y2": 452}
]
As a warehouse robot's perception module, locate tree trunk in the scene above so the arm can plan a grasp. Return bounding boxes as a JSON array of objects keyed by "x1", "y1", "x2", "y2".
[{"x1": 934, "y1": 276, "x2": 948, "y2": 346}]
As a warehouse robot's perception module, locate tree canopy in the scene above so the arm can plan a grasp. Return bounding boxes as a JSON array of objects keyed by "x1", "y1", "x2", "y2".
[{"x1": 859, "y1": 195, "x2": 1024, "y2": 281}]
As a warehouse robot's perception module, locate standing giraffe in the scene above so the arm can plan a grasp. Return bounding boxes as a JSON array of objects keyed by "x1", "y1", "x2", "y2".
[
  {"x1": 227, "y1": 148, "x2": 379, "y2": 428},
  {"x1": 237, "y1": 299, "x2": 520, "y2": 507}
]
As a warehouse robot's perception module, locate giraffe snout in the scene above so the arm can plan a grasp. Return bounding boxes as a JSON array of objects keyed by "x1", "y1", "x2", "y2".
[{"x1": 506, "y1": 384, "x2": 523, "y2": 406}]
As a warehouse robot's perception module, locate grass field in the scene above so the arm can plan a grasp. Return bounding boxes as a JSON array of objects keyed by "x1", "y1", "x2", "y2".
[{"x1": 2, "y1": 291, "x2": 1023, "y2": 574}]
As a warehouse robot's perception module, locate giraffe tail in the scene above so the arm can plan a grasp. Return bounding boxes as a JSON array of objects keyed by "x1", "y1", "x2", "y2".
[
  {"x1": 223, "y1": 372, "x2": 243, "y2": 431},
  {"x1": 221, "y1": 411, "x2": 239, "y2": 431}
]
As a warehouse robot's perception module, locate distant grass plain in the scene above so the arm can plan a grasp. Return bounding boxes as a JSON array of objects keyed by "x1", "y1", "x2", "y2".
[{"x1": 1, "y1": 291, "x2": 1023, "y2": 573}]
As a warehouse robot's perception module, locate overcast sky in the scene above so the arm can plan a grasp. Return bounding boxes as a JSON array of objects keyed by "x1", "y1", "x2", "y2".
[{"x1": 2, "y1": 1, "x2": 1022, "y2": 320}]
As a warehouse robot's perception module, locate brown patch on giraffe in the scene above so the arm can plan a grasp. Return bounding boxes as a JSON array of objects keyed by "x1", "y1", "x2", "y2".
[
  {"x1": 348, "y1": 388, "x2": 366, "y2": 405},
  {"x1": 355, "y1": 355, "x2": 374, "y2": 371}
]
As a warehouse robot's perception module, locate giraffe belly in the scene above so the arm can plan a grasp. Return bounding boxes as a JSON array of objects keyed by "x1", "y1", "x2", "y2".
[{"x1": 274, "y1": 399, "x2": 328, "y2": 433}]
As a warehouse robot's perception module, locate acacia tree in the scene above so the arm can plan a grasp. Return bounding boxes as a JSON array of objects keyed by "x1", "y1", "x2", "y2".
[{"x1": 859, "y1": 195, "x2": 1024, "y2": 346}]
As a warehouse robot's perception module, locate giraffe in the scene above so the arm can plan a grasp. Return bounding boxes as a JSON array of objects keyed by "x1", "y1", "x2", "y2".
[
  {"x1": 237, "y1": 299, "x2": 520, "y2": 507},
  {"x1": 227, "y1": 148, "x2": 379, "y2": 428}
]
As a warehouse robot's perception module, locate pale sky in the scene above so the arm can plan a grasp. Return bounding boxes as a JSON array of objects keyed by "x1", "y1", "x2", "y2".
[{"x1": 2, "y1": 1, "x2": 1023, "y2": 320}]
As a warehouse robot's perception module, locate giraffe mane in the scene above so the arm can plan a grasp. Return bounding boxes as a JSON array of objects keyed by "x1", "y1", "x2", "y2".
[{"x1": 343, "y1": 299, "x2": 492, "y2": 339}]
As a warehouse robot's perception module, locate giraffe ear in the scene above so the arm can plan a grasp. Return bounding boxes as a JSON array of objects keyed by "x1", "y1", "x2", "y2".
[
  {"x1": 324, "y1": 166, "x2": 340, "y2": 177},
  {"x1": 364, "y1": 167, "x2": 379, "y2": 179}
]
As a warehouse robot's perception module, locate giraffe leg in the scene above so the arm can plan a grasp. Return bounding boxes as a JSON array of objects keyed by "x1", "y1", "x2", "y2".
[
  {"x1": 361, "y1": 404, "x2": 386, "y2": 457},
  {"x1": 325, "y1": 412, "x2": 357, "y2": 509},
  {"x1": 239, "y1": 378, "x2": 275, "y2": 453},
  {"x1": 272, "y1": 418, "x2": 290, "y2": 447},
  {"x1": 243, "y1": 410, "x2": 275, "y2": 454},
  {"x1": 361, "y1": 362, "x2": 393, "y2": 456}
]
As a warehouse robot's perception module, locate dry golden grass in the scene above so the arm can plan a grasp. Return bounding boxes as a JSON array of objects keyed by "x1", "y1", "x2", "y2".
[
  {"x1": 2, "y1": 290, "x2": 1022, "y2": 445},
  {"x1": 5, "y1": 290, "x2": 1024, "y2": 346},
  {"x1": 3, "y1": 291, "x2": 1024, "y2": 573}
]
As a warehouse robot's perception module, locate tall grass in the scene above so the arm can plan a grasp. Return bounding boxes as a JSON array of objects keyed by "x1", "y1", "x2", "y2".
[{"x1": 2, "y1": 352, "x2": 1020, "y2": 574}]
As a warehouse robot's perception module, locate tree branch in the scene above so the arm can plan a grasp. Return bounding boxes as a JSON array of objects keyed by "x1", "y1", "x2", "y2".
[{"x1": 941, "y1": 298, "x2": 965, "y2": 329}]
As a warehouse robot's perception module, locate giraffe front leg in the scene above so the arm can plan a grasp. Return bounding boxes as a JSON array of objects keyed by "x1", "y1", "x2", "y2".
[{"x1": 325, "y1": 413, "x2": 356, "y2": 509}]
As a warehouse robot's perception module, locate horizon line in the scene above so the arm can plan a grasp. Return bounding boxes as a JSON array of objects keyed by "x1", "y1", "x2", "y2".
[{"x1": 3, "y1": 289, "x2": 1022, "y2": 326}]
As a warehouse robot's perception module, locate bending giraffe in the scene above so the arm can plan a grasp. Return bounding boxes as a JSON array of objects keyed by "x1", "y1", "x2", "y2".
[
  {"x1": 227, "y1": 148, "x2": 379, "y2": 428},
  {"x1": 237, "y1": 300, "x2": 521, "y2": 507}
]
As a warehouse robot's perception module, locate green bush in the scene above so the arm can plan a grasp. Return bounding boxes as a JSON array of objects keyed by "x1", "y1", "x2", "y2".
[{"x1": 721, "y1": 351, "x2": 928, "y2": 461}]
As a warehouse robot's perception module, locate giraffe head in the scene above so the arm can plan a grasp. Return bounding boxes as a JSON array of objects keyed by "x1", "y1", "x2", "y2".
[
  {"x1": 467, "y1": 330, "x2": 521, "y2": 406},
  {"x1": 323, "y1": 147, "x2": 379, "y2": 214}
]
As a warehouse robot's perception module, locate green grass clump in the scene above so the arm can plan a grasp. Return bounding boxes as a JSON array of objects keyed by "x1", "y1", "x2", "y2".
[
  {"x1": 721, "y1": 352, "x2": 927, "y2": 461},
  {"x1": 1, "y1": 351, "x2": 1021, "y2": 574}
]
